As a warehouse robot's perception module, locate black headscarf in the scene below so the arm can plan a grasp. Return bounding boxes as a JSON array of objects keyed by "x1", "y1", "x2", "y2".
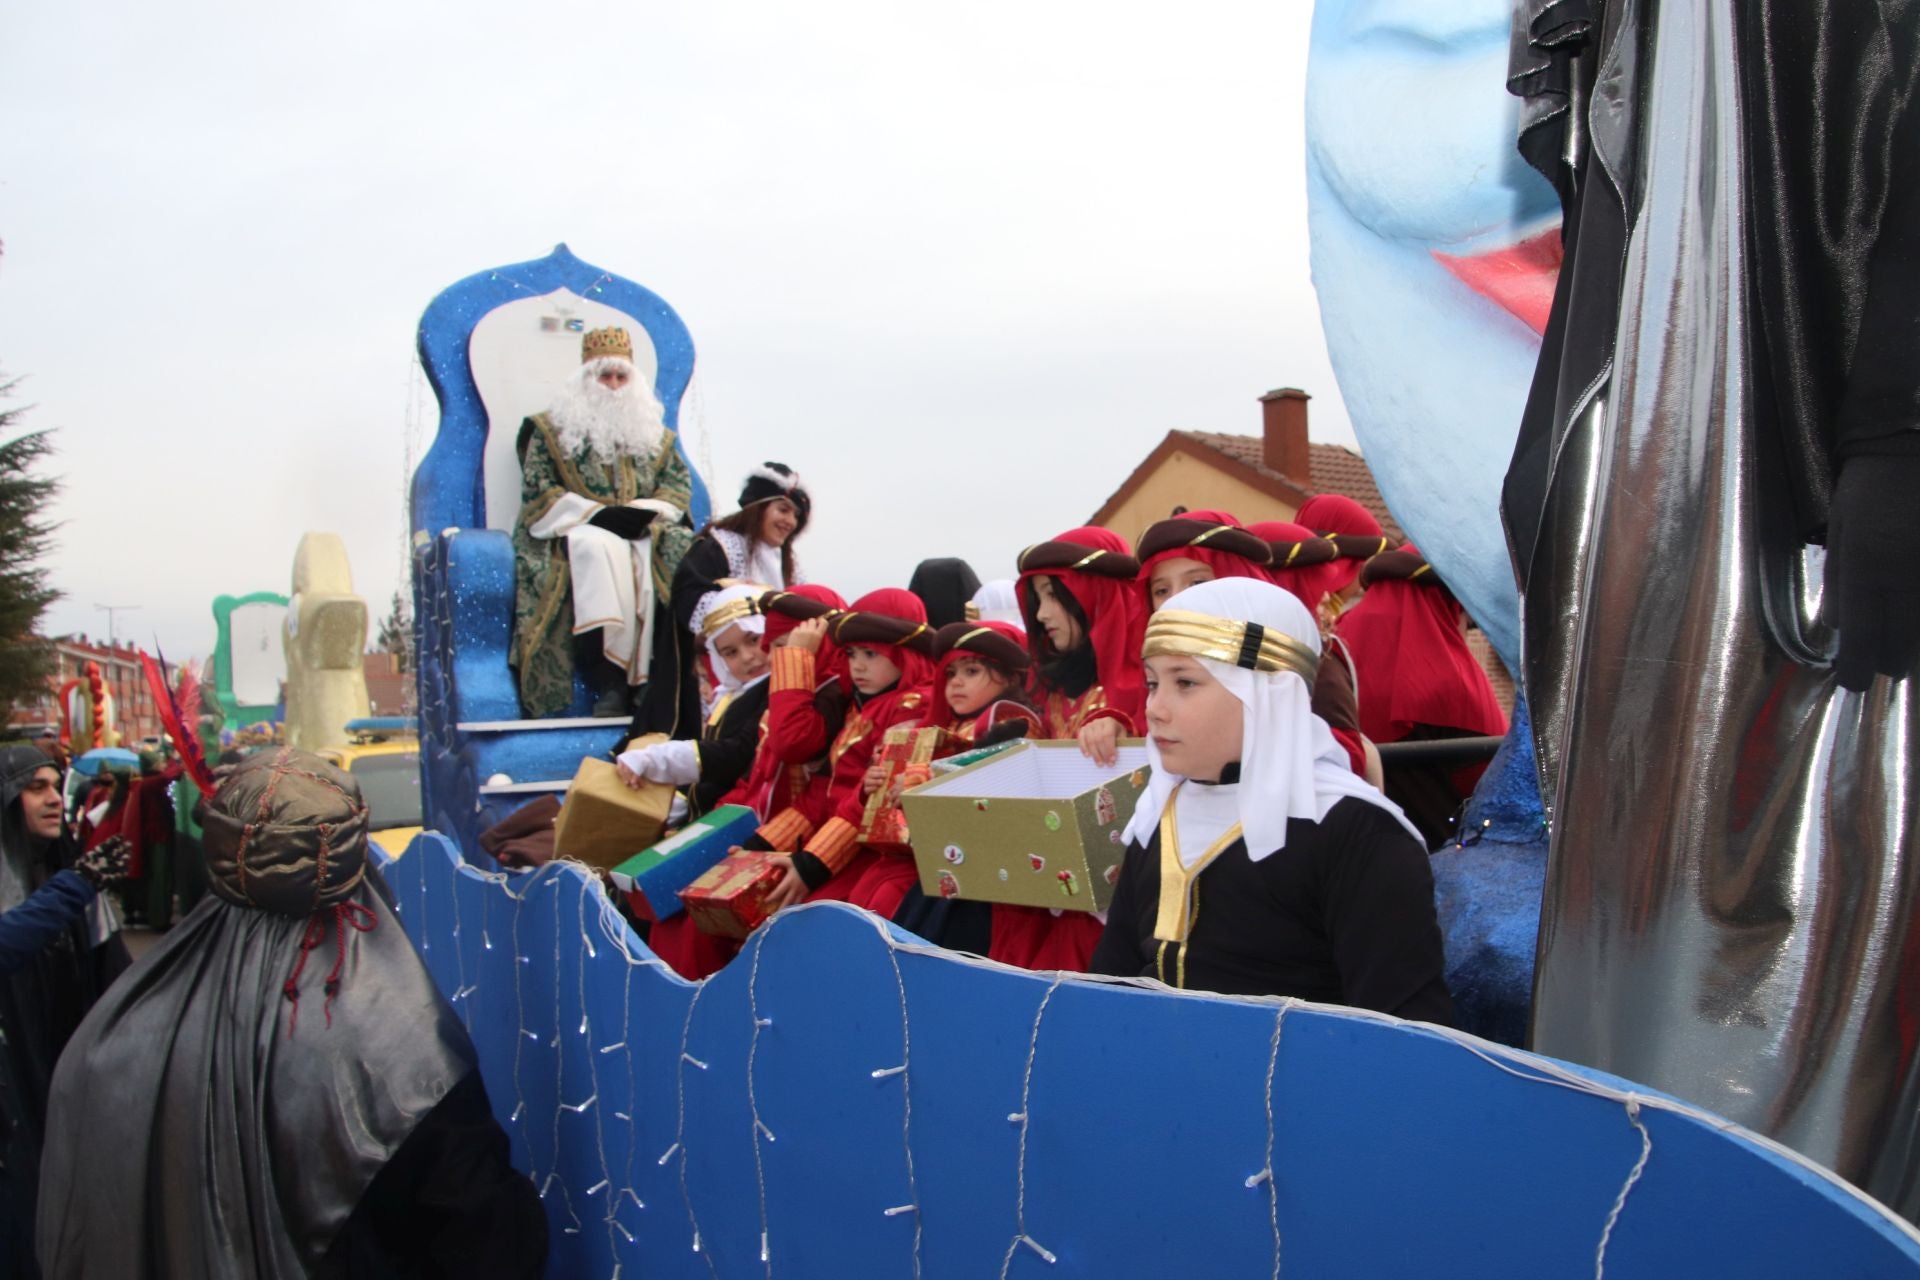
[
  {"x1": 907, "y1": 557, "x2": 983, "y2": 629},
  {"x1": 36, "y1": 749, "x2": 475, "y2": 1279}
]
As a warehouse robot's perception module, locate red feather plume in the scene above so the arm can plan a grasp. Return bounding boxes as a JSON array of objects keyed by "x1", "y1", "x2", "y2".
[{"x1": 140, "y1": 649, "x2": 218, "y2": 793}]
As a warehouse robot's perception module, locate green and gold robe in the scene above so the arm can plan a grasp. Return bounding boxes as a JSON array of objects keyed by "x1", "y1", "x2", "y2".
[{"x1": 510, "y1": 413, "x2": 696, "y2": 718}]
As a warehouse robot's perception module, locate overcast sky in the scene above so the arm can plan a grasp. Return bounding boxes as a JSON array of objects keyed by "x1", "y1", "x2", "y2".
[{"x1": 0, "y1": 1, "x2": 1350, "y2": 664}]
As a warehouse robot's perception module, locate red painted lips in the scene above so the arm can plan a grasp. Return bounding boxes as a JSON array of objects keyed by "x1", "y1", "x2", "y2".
[{"x1": 1432, "y1": 227, "x2": 1565, "y2": 336}]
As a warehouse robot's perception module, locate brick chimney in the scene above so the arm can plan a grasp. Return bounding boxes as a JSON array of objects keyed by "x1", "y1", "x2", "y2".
[{"x1": 1259, "y1": 388, "x2": 1311, "y2": 481}]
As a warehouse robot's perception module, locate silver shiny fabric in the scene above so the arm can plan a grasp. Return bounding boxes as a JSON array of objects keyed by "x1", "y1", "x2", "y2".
[{"x1": 1527, "y1": 0, "x2": 1920, "y2": 1219}]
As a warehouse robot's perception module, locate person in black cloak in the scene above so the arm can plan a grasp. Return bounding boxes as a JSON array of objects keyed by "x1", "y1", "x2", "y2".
[
  {"x1": 906, "y1": 557, "x2": 982, "y2": 629},
  {"x1": 0, "y1": 744, "x2": 130, "y2": 1277},
  {"x1": 35, "y1": 748, "x2": 547, "y2": 1279},
  {"x1": 633, "y1": 462, "x2": 810, "y2": 740}
]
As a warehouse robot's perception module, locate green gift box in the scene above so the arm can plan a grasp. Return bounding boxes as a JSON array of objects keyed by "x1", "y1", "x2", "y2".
[
  {"x1": 900, "y1": 739, "x2": 1151, "y2": 913},
  {"x1": 611, "y1": 804, "x2": 759, "y2": 923}
]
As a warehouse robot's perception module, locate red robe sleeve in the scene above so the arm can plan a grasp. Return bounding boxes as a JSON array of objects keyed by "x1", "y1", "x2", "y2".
[{"x1": 765, "y1": 647, "x2": 834, "y2": 764}]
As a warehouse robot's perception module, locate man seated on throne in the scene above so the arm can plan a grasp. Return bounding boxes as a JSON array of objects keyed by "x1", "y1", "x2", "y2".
[{"x1": 511, "y1": 326, "x2": 696, "y2": 718}]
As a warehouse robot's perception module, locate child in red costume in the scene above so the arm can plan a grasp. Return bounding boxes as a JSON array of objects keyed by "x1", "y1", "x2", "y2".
[
  {"x1": 1250, "y1": 519, "x2": 1375, "y2": 781},
  {"x1": 646, "y1": 584, "x2": 847, "y2": 981},
  {"x1": 920, "y1": 621, "x2": 1042, "y2": 744},
  {"x1": 761, "y1": 589, "x2": 936, "y2": 914},
  {"x1": 1336, "y1": 545, "x2": 1507, "y2": 848},
  {"x1": 890, "y1": 620, "x2": 1043, "y2": 952},
  {"x1": 993, "y1": 527, "x2": 1148, "y2": 972},
  {"x1": 1290, "y1": 494, "x2": 1391, "y2": 632},
  {"x1": 723, "y1": 586, "x2": 850, "y2": 824},
  {"x1": 1134, "y1": 509, "x2": 1274, "y2": 610}
]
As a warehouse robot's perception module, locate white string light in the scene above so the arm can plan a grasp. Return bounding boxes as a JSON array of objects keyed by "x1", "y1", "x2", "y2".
[
  {"x1": 1250, "y1": 1002, "x2": 1293, "y2": 1280},
  {"x1": 385, "y1": 853, "x2": 1913, "y2": 1278},
  {"x1": 877, "y1": 935, "x2": 924, "y2": 1279},
  {"x1": 999, "y1": 976, "x2": 1065, "y2": 1276},
  {"x1": 1594, "y1": 1098, "x2": 1653, "y2": 1280},
  {"x1": 745, "y1": 915, "x2": 780, "y2": 1274}
]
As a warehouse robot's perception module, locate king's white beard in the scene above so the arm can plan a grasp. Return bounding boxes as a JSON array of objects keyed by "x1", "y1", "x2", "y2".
[{"x1": 547, "y1": 358, "x2": 667, "y2": 464}]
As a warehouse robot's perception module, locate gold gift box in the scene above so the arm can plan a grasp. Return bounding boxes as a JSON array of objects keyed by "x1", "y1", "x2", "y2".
[
  {"x1": 899, "y1": 739, "x2": 1150, "y2": 912},
  {"x1": 551, "y1": 735, "x2": 674, "y2": 869}
]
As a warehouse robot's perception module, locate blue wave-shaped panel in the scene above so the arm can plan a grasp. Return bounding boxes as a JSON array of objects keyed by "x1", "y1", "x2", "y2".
[{"x1": 382, "y1": 834, "x2": 1920, "y2": 1278}]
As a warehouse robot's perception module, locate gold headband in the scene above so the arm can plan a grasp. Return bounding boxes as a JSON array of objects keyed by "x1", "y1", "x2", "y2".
[
  {"x1": 700, "y1": 597, "x2": 760, "y2": 641},
  {"x1": 1142, "y1": 609, "x2": 1319, "y2": 682}
]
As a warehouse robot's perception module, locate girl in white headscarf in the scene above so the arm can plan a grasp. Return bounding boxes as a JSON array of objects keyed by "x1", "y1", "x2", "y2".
[
  {"x1": 1089, "y1": 578, "x2": 1452, "y2": 1022},
  {"x1": 617, "y1": 583, "x2": 772, "y2": 818}
]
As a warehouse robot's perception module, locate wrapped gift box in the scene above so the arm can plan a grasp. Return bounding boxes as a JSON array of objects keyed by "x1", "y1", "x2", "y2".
[
  {"x1": 928, "y1": 739, "x2": 1023, "y2": 776},
  {"x1": 858, "y1": 726, "x2": 954, "y2": 854},
  {"x1": 678, "y1": 848, "x2": 787, "y2": 939},
  {"x1": 551, "y1": 735, "x2": 674, "y2": 869},
  {"x1": 611, "y1": 804, "x2": 760, "y2": 923},
  {"x1": 899, "y1": 740, "x2": 1150, "y2": 912}
]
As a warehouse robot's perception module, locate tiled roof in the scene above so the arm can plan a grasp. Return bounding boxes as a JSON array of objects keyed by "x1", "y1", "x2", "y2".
[{"x1": 1179, "y1": 431, "x2": 1405, "y2": 542}]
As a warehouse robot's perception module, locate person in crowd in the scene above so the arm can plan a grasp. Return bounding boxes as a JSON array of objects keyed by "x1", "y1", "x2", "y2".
[
  {"x1": 740, "y1": 585, "x2": 850, "y2": 828},
  {"x1": 636, "y1": 463, "x2": 810, "y2": 739},
  {"x1": 511, "y1": 325, "x2": 697, "y2": 719},
  {"x1": 36, "y1": 749, "x2": 546, "y2": 1279},
  {"x1": 906, "y1": 557, "x2": 982, "y2": 628},
  {"x1": 1090, "y1": 578, "x2": 1452, "y2": 1022},
  {"x1": 0, "y1": 745, "x2": 130, "y2": 1275},
  {"x1": 761, "y1": 590, "x2": 936, "y2": 916},
  {"x1": 1253, "y1": 519, "x2": 1381, "y2": 785},
  {"x1": 917, "y1": 621, "x2": 1042, "y2": 747},
  {"x1": 1336, "y1": 545, "x2": 1508, "y2": 847},
  {"x1": 991, "y1": 527, "x2": 1148, "y2": 972},
  {"x1": 1133, "y1": 509, "x2": 1273, "y2": 611},
  {"x1": 1015, "y1": 526, "x2": 1147, "y2": 764},
  {"x1": 617, "y1": 583, "x2": 773, "y2": 818},
  {"x1": 891, "y1": 620, "x2": 1044, "y2": 953},
  {"x1": 642, "y1": 584, "x2": 847, "y2": 981},
  {"x1": 966, "y1": 579, "x2": 1023, "y2": 625},
  {"x1": 0, "y1": 839, "x2": 127, "y2": 975},
  {"x1": 1291, "y1": 494, "x2": 1391, "y2": 631}
]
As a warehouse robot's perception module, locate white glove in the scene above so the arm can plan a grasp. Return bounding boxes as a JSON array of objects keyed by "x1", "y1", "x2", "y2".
[
  {"x1": 616, "y1": 740, "x2": 701, "y2": 787},
  {"x1": 667, "y1": 793, "x2": 690, "y2": 825}
]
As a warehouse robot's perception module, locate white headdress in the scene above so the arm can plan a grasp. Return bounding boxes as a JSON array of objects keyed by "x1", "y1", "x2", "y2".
[
  {"x1": 692, "y1": 583, "x2": 770, "y2": 696},
  {"x1": 1119, "y1": 576, "x2": 1419, "y2": 860},
  {"x1": 966, "y1": 579, "x2": 1024, "y2": 628}
]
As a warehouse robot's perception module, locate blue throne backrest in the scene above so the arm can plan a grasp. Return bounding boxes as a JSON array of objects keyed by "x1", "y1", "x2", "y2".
[{"x1": 409, "y1": 246, "x2": 708, "y2": 856}]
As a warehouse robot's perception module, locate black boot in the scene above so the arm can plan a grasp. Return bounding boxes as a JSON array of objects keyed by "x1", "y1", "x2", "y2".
[{"x1": 574, "y1": 630, "x2": 632, "y2": 717}]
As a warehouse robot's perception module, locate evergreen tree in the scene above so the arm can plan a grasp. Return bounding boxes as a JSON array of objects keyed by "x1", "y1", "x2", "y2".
[
  {"x1": 376, "y1": 589, "x2": 412, "y2": 671},
  {"x1": 0, "y1": 377, "x2": 59, "y2": 711}
]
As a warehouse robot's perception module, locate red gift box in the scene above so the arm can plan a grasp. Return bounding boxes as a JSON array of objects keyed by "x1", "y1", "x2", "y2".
[
  {"x1": 858, "y1": 727, "x2": 953, "y2": 854},
  {"x1": 677, "y1": 849, "x2": 786, "y2": 940}
]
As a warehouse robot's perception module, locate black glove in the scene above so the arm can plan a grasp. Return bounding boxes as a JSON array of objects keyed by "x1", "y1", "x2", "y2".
[
  {"x1": 587, "y1": 506, "x2": 656, "y2": 540},
  {"x1": 76, "y1": 836, "x2": 131, "y2": 890},
  {"x1": 789, "y1": 850, "x2": 832, "y2": 892},
  {"x1": 1824, "y1": 446, "x2": 1920, "y2": 691}
]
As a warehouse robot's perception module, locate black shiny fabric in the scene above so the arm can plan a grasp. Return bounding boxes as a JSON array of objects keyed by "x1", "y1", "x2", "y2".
[
  {"x1": 1738, "y1": 0, "x2": 1920, "y2": 539},
  {"x1": 1501, "y1": 0, "x2": 1639, "y2": 810},
  {"x1": 38, "y1": 752, "x2": 483, "y2": 1279},
  {"x1": 36, "y1": 868, "x2": 476, "y2": 1278}
]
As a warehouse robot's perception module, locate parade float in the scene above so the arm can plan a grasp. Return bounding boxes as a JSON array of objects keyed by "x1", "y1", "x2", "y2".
[
  {"x1": 381, "y1": 237, "x2": 1920, "y2": 1277},
  {"x1": 380, "y1": 1, "x2": 1920, "y2": 1269}
]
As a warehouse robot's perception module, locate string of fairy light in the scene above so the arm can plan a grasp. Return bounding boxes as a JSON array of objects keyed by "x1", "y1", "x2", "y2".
[{"x1": 384, "y1": 843, "x2": 1808, "y2": 1278}]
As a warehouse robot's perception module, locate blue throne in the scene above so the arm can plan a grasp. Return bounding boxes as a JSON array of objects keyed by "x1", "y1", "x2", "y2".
[{"x1": 409, "y1": 244, "x2": 711, "y2": 860}]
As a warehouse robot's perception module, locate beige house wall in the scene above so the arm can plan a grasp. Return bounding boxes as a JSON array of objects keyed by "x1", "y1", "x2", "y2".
[{"x1": 1099, "y1": 452, "x2": 1299, "y2": 548}]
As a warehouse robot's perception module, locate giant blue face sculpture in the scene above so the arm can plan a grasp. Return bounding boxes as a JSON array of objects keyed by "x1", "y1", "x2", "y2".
[{"x1": 1305, "y1": 0, "x2": 1561, "y2": 669}]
